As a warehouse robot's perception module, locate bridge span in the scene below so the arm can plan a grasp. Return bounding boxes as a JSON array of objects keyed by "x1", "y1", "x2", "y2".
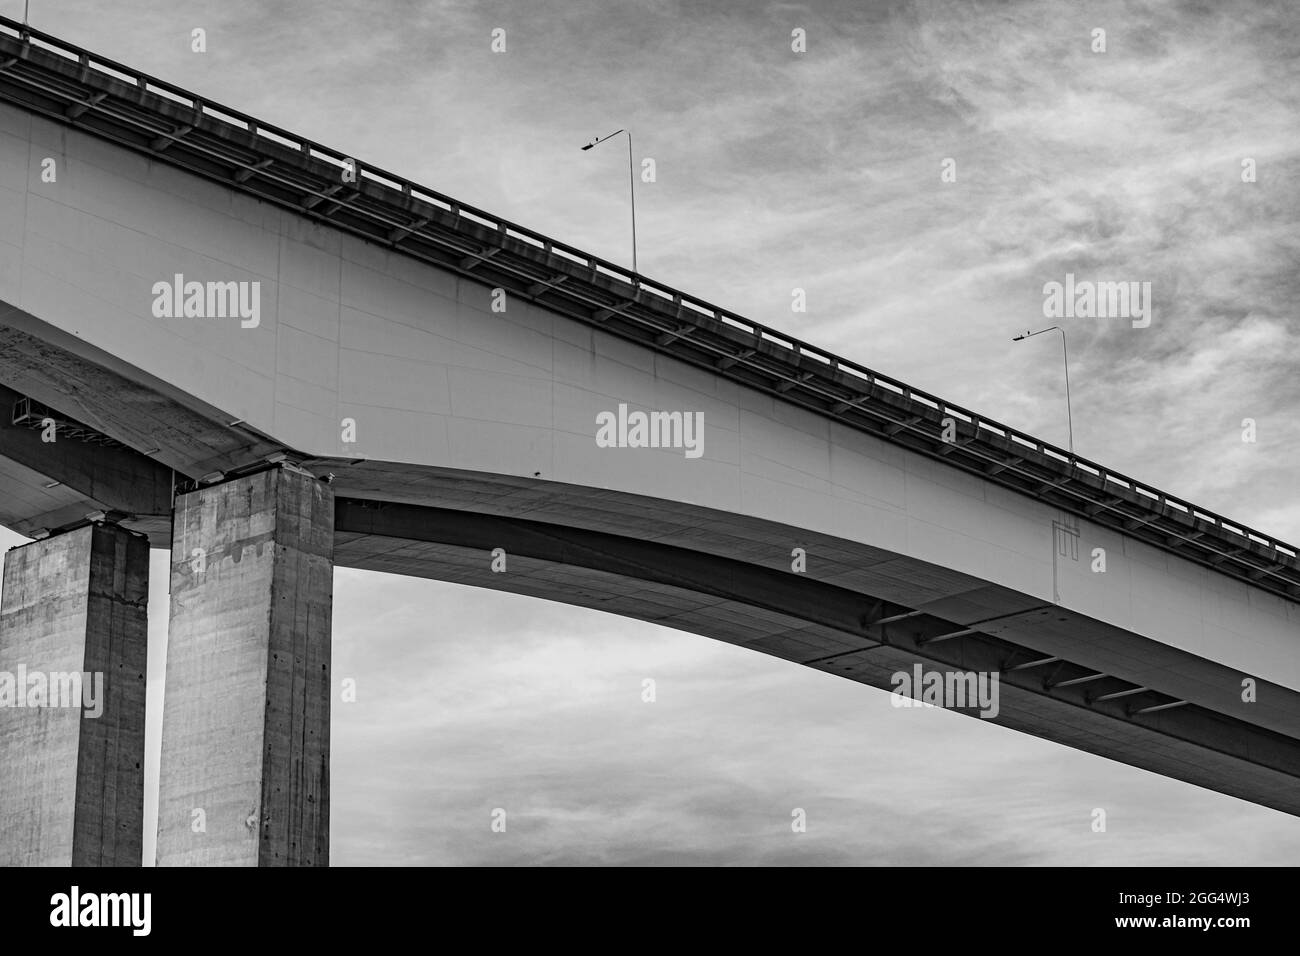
[{"x1": 0, "y1": 17, "x2": 1297, "y2": 865}]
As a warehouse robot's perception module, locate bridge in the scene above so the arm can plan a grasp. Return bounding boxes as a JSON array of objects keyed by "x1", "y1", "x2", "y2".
[{"x1": 0, "y1": 17, "x2": 1297, "y2": 866}]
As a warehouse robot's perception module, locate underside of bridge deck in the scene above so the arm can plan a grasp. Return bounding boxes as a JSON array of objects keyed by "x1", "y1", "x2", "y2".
[{"x1": 0, "y1": 316, "x2": 1296, "y2": 852}]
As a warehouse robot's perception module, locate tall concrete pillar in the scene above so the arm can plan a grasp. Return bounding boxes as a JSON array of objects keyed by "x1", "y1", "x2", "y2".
[
  {"x1": 0, "y1": 523, "x2": 149, "y2": 866},
  {"x1": 156, "y1": 466, "x2": 333, "y2": 866}
]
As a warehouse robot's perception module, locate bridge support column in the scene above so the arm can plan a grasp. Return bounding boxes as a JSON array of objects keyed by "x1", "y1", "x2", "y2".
[
  {"x1": 156, "y1": 466, "x2": 333, "y2": 866},
  {"x1": 0, "y1": 523, "x2": 149, "y2": 866}
]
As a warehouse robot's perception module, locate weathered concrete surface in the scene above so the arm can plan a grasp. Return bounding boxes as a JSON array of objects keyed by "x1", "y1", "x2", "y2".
[
  {"x1": 155, "y1": 466, "x2": 333, "y2": 866},
  {"x1": 0, "y1": 523, "x2": 148, "y2": 866},
  {"x1": 0, "y1": 380, "x2": 175, "y2": 541}
]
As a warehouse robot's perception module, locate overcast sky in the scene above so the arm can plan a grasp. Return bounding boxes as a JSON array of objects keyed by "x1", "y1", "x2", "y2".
[{"x1": 3, "y1": 0, "x2": 1298, "y2": 864}]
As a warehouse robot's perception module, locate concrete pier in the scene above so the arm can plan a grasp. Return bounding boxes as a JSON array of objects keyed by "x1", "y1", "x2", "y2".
[
  {"x1": 155, "y1": 466, "x2": 333, "y2": 866},
  {"x1": 0, "y1": 523, "x2": 149, "y2": 866}
]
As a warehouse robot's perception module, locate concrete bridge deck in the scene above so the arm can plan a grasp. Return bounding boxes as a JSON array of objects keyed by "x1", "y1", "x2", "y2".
[{"x1": 0, "y1": 17, "x2": 1296, "y2": 864}]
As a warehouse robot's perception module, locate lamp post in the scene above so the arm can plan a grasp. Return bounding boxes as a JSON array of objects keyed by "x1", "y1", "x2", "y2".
[
  {"x1": 581, "y1": 129, "x2": 637, "y2": 274},
  {"x1": 1013, "y1": 325, "x2": 1074, "y2": 455}
]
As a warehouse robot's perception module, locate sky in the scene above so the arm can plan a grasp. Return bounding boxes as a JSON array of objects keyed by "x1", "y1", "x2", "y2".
[{"x1": 2, "y1": 0, "x2": 1298, "y2": 864}]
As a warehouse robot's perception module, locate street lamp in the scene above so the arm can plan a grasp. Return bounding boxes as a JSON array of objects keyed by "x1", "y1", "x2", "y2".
[
  {"x1": 581, "y1": 129, "x2": 637, "y2": 274},
  {"x1": 1013, "y1": 325, "x2": 1074, "y2": 455}
]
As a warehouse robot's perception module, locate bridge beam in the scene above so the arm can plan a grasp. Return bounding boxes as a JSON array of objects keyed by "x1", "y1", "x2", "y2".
[
  {"x1": 156, "y1": 466, "x2": 333, "y2": 866},
  {"x1": 334, "y1": 499, "x2": 1300, "y2": 816},
  {"x1": 0, "y1": 523, "x2": 149, "y2": 866}
]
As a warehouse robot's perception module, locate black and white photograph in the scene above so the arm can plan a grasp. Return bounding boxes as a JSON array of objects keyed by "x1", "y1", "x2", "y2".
[{"x1": 0, "y1": 0, "x2": 1294, "y2": 935}]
